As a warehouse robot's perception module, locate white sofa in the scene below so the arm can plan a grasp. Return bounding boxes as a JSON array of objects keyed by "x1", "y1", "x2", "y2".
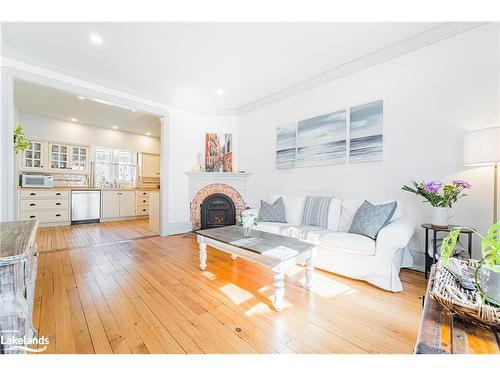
[{"x1": 254, "y1": 194, "x2": 416, "y2": 292}]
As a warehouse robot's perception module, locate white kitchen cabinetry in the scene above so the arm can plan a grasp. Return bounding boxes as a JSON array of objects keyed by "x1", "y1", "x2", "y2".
[
  {"x1": 20, "y1": 140, "x2": 89, "y2": 174},
  {"x1": 101, "y1": 191, "x2": 137, "y2": 219},
  {"x1": 18, "y1": 189, "x2": 70, "y2": 226},
  {"x1": 140, "y1": 154, "x2": 160, "y2": 178},
  {"x1": 21, "y1": 140, "x2": 46, "y2": 171},
  {"x1": 135, "y1": 191, "x2": 150, "y2": 216}
]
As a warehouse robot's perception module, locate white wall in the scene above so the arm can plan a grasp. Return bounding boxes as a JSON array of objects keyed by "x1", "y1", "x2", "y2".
[
  {"x1": 20, "y1": 113, "x2": 161, "y2": 154},
  {"x1": 239, "y1": 24, "x2": 500, "y2": 265},
  {"x1": 164, "y1": 106, "x2": 239, "y2": 233}
]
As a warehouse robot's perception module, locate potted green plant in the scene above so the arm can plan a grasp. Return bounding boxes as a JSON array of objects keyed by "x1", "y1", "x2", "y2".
[
  {"x1": 441, "y1": 222, "x2": 500, "y2": 306},
  {"x1": 402, "y1": 180, "x2": 471, "y2": 227},
  {"x1": 14, "y1": 125, "x2": 30, "y2": 153}
]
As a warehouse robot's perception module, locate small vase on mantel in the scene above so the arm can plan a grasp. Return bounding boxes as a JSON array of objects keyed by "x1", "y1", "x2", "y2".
[{"x1": 431, "y1": 207, "x2": 455, "y2": 228}]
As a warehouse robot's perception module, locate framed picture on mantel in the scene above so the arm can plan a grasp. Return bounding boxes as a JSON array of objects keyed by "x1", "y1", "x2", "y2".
[{"x1": 205, "y1": 133, "x2": 233, "y2": 172}]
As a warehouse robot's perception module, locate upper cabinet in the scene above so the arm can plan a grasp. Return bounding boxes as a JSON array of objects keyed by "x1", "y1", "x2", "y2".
[
  {"x1": 21, "y1": 140, "x2": 46, "y2": 171},
  {"x1": 20, "y1": 140, "x2": 89, "y2": 174},
  {"x1": 140, "y1": 153, "x2": 160, "y2": 178},
  {"x1": 70, "y1": 146, "x2": 89, "y2": 172}
]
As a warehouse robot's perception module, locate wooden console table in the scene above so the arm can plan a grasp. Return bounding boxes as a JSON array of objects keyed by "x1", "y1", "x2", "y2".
[{"x1": 415, "y1": 266, "x2": 500, "y2": 354}]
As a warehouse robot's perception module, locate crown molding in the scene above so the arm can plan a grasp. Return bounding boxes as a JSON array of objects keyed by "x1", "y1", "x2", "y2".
[
  {"x1": 2, "y1": 22, "x2": 488, "y2": 117},
  {"x1": 237, "y1": 22, "x2": 488, "y2": 115}
]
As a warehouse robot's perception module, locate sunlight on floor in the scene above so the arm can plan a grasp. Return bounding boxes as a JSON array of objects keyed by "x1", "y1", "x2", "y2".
[
  {"x1": 299, "y1": 272, "x2": 357, "y2": 299},
  {"x1": 220, "y1": 283, "x2": 254, "y2": 305},
  {"x1": 202, "y1": 271, "x2": 217, "y2": 281}
]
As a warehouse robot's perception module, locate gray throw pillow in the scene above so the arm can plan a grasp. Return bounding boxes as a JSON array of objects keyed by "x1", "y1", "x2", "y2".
[
  {"x1": 348, "y1": 200, "x2": 397, "y2": 240},
  {"x1": 259, "y1": 197, "x2": 287, "y2": 223}
]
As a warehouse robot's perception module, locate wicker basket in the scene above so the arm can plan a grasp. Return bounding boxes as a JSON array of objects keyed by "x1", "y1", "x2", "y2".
[{"x1": 430, "y1": 259, "x2": 500, "y2": 328}]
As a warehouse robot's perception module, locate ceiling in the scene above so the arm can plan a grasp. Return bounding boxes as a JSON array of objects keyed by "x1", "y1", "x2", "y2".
[
  {"x1": 14, "y1": 80, "x2": 161, "y2": 137},
  {"x1": 1, "y1": 22, "x2": 479, "y2": 114}
]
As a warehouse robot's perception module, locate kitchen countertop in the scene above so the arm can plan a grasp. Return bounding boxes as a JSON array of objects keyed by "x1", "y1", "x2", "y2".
[{"x1": 18, "y1": 187, "x2": 160, "y2": 191}]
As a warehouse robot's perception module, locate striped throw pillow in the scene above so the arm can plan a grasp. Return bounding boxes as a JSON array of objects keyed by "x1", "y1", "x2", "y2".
[{"x1": 301, "y1": 196, "x2": 333, "y2": 228}]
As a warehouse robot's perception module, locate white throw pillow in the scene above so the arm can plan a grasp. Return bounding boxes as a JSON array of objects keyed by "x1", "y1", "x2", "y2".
[
  {"x1": 270, "y1": 194, "x2": 305, "y2": 225},
  {"x1": 327, "y1": 198, "x2": 342, "y2": 232}
]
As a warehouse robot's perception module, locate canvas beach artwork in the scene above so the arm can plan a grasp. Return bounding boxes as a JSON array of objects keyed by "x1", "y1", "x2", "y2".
[
  {"x1": 205, "y1": 133, "x2": 233, "y2": 172},
  {"x1": 276, "y1": 124, "x2": 297, "y2": 169},
  {"x1": 349, "y1": 100, "x2": 383, "y2": 163},
  {"x1": 296, "y1": 110, "x2": 347, "y2": 167}
]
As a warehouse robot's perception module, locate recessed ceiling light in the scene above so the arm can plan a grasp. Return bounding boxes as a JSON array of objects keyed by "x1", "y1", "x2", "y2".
[
  {"x1": 112, "y1": 126, "x2": 118, "y2": 130},
  {"x1": 216, "y1": 89, "x2": 224, "y2": 96},
  {"x1": 89, "y1": 33, "x2": 103, "y2": 45},
  {"x1": 146, "y1": 132, "x2": 151, "y2": 136},
  {"x1": 78, "y1": 96, "x2": 85, "y2": 100},
  {"x1": 71, "y1": 118, "x2": 78, "y2": 122}
]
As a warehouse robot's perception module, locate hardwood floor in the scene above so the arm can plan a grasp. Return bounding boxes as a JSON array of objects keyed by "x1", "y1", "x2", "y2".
[{"x1": 32, "y1": 219, "x2": 427, "y2": 354}]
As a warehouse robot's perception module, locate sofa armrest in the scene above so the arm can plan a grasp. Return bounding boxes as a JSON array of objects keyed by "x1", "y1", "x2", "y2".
[{"x1": 375, "y1": 217, "x2": 416, "y2": 260}]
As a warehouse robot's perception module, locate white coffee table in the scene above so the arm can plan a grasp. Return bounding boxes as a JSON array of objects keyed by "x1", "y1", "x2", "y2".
[{"x1": 196, "y1": 225, "x2": 316, "y2": 311}]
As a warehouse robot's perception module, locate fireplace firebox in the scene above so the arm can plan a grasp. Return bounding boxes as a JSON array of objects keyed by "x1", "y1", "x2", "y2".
[{"x1": 200, "y1": 194, "x2": 236, "y2": 230}]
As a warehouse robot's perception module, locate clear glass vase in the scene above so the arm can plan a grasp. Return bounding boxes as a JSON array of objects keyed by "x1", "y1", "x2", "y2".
[
  {"x1": 243, "y1": 225, "x2": 252, "y2": 237},
  {"x1": 475, "y1": 261, "x2": 500, "y2": 307}
]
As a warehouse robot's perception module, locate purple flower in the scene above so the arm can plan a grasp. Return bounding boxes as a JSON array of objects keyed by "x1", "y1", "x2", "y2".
[
  {"x1": 452, "y1": 180, "x2": 471, "y2": 189},
  {"x1": 424, "y1": 181, "x2": 443, "y2": 194}
]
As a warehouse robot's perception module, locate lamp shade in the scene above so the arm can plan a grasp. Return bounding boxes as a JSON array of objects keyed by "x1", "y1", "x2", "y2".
[{"x1": 464, "y1": 127, "x2": 500, "y2": 166}]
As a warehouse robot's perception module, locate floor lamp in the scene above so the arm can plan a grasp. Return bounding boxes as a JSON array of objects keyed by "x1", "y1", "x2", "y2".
[{"x1": 464, "y1": 127, "x2": 500, "y2": 223}]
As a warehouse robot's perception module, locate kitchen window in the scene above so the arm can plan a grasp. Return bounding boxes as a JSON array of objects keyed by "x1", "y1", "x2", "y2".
[{"x1": 93, "y1": 147, "x2": 137, "y2": 186}]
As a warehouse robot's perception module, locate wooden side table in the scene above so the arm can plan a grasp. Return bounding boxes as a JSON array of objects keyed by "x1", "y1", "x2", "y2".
[
  {"x1": 422, "y1": 224, "x2": 474, "y2": 279},
  {"x1": 415, "y1": 266, "x2": 500, "y2": 354}
]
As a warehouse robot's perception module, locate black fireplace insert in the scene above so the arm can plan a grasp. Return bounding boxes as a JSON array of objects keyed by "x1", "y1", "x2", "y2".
[{"x1": 200, "y1": 193, "x2": 236, "y2": 230}]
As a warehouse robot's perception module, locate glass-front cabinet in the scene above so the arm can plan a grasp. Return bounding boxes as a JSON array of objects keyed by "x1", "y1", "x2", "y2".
[
  {"x1": 49, "y1": 143, "x2": 69, "y2": 171},
  {"x1": 21, "y1": 140, "x2": 46, "y2": 171},
  {"x1": 20, "y1": 140, "x2": 89, "y2": 173},
  {"x1": 71, "y1": 146, "x2": 88, "y2": 172}
]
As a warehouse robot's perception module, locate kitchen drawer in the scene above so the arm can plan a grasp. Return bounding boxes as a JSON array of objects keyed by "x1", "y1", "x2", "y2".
[
  {"x1": 136, "y1": 195, "x2": 149, "y2": 206},
  {"x1": 20, "y1": 198, "x2": 69, "y2": 211},
  {"x1": 20, "y1": 210, "x2": 69, "y2": 223},
  {"x1": 20, "y1": 190, "x2": 69, "y2": 199},
  {"x1": 136, "y1": 191, "x2": 150, "y2": 198},
  {"x1": 136, "y1": 206, "x2": 149, "y2": 215}
]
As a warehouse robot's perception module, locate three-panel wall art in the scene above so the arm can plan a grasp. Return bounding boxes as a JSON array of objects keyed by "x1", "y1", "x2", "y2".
[{"x1": 276, "y1": 99, "x2": 383, "y2": 169}]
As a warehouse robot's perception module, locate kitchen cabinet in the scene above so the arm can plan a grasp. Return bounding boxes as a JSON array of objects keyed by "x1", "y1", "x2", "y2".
[
  {"x1": 49, "y1": 143, "x2": 70, "y2": 171},
  {"x1": 101, "y1": 190, "x2": 136, "y2": 219},
  {"x1": 18, "y1": 189, "x2": 70, "y2": 226},
  {"x1": 135, "y1": 191, "x2": 150, "y2": 216},
  {"x1": 71, "y1": 146, "x2": 89, "y2": 172},
  {"x1": 20, "y1": 140, "x2": 89, "y2": 173},
  {"x1": 140, "y1": 153, "x2": 160, "y2": 178},
  {"x1": 21, "y1": 140, "x2": 46, "y2": 171}
]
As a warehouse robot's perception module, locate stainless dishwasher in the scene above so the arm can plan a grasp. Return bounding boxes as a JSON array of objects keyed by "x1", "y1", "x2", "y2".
[{"x1": 71, "y1": 190, "x2": 101, "y2": 224}]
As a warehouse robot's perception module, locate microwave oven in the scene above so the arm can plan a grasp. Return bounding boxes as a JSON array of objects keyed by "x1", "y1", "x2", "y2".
[{"x1": 21, "y1": 174, "x2": 54, "y2": 188}]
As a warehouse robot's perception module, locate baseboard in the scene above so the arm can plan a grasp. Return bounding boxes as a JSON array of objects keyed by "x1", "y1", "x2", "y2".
[
  {"x1": 100, "y1": 215, "x2": 148, "y2": 222},
  {"x1": 162, "y1": 221, "x2": 192, "y2": 236},
  {"x1": 408, "y1": 248, "x2": 425, "y2": 272}
]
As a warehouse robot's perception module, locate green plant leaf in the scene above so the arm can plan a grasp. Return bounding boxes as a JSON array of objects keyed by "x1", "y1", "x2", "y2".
[
  {"x1": 481, "y1": 221, "x2": 500, "y2": 272},
  {"x1": 440, "y1": 227, "x2": 461, "y2": 266}
]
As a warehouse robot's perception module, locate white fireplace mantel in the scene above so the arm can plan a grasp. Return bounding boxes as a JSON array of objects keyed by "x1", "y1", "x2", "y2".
[{"x1": 184, "y1": 171, "x2": 251, "y2": 202}]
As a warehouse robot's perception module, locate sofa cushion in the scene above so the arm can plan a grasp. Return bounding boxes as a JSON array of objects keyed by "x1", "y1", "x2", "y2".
[
  {"x1": 338, "y1": 199, "x2": 403, "y2": 232},
  {"x1": 270, "y1": 194, "x2": 305, "y2": 225},
  {"x1": 280, "y1": 225, "x2": 330, "y2": 244},
  {"x1": 301, "y1": 196, "x2": 333, "y2": 228},
  {"x1": 318, "y1": 232, "x2": 376, "y2": 256},
  {"x1": 254, "y1": 222, "x2": 291, "y2": 235},
  {"x1": 327, "y1": 198, "x2": 342, "y2": 232},
  {"x1": 348, "y1": 200, "x2": 398, "y2": 240},
  {"x1": 259, "y1": 197, "x2": 287, "y2": 223}
]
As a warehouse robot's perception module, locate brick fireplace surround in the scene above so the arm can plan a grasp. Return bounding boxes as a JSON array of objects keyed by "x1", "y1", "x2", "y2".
[{"x1": 190, "y1": 183, "x2": 246, "y2": 230}]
